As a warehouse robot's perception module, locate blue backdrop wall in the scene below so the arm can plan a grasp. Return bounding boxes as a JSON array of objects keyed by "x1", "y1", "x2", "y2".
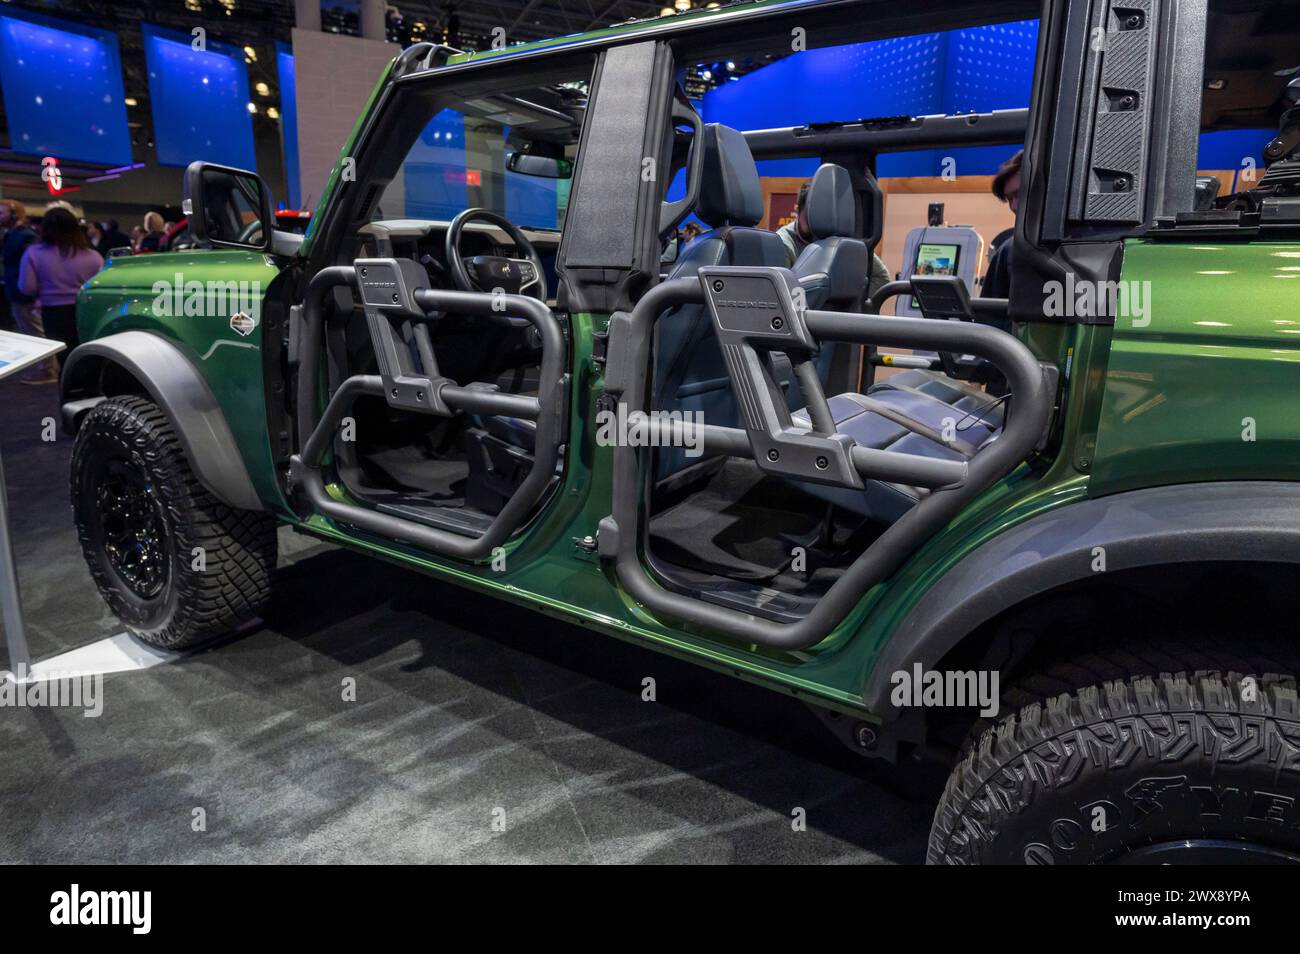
[
  {"x1": 698, "y1": 20, "x2": 1274, "y2": 182},
  {"x1": 142, "y1": 23, "x2": 256, "y2": 171},
  {"x1": 276, "y1": 42, "x2": 301, "y2": 209},
  {"x1": 701, "y1": 21, "x2": 1041, "y2": 178},
  {"x1": 0, "y1": 9, "x2": 132, "y2": 166}
]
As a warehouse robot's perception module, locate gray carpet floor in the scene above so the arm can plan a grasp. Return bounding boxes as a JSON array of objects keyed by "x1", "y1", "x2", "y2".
[{"x1": 0, "y1": 375, "x2": 932, "y2": 863}]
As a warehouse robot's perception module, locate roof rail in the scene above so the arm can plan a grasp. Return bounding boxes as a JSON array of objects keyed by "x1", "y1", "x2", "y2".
[{"x1": 744, "y1": 108, "x2": 1029, "y2": 159}]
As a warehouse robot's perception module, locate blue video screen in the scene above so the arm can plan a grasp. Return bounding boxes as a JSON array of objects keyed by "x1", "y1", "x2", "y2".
[
  {"x1": 276, "y1": 42, "x2": 301, "y2": 209},
  {"x1": 0, "y1": 9, "x2": 132, "y2": 166},
  {"x1": 142, "y1": 23, "x2": 256, "y2": 170}
]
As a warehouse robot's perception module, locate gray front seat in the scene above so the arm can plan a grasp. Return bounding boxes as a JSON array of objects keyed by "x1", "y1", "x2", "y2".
[
  {"x1": 784, "y1": 162, "x2": 871, "y2": 408},
  {"x1": 653, "y1": 124, "x2": 789, "y2": 480},
  {"x1": 790, "y1": 163, "x2": 870, "y2": 311}
]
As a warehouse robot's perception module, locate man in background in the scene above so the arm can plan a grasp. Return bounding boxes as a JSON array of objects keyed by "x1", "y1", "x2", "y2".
[
  {"x1": 1, "y1": 200, "x2": 37, "y2": 327},
  {"x1": 981, "y1": 149, "x2": 1022, "y2": 302},
  {"x1": 97, "y1": 219, "x2": 132, "y2": 256}
]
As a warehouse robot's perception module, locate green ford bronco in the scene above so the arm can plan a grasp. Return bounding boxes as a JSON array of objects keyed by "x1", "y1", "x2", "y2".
[{"x1": 62, "y1": 0, "x2": 1300, "y2": 863}]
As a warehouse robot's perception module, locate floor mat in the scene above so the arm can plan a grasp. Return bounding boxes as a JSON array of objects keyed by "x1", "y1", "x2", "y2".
[
  {"x1": 353, "y1": 445, "x2": 469, "y2": 506},
  {"x1": 649, "y1": 460, "x2": 825, "y2": 582}
]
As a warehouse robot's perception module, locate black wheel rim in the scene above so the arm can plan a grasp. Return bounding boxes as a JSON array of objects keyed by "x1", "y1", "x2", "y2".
[
  {"x1": 1113, "y1": 839, "x2": 1300, "y2": 865},
  {"x1": 93, "y1": 456, "x2": 168, "y2": 600}
]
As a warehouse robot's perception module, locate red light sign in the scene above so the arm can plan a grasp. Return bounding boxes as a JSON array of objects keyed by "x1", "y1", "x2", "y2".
[{"x1": 41, "y1": 156, "x2": 63, "y2": 195}]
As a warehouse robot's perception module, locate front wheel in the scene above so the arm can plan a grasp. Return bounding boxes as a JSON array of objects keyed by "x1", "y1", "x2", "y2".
[
  {"x1": 929, "y1": 670, "x2": 1300, "y2": 864},
  {"x1": 71, "y1": 395, "x2": 278, "y2": 650}
]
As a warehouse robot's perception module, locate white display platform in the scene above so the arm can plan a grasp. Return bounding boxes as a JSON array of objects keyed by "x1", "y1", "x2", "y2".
[
  {"x1": 0, "y1": 329, "x2": 63, "y2": 380},
  {"x1": 0, "y1": 331, "x2": 67, "y2": 673},
  {"x1": 3, "y1": 632, "x2": 182, "y2": 684}
]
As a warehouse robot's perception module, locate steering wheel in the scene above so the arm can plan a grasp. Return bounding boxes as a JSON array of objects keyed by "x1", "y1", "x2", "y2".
[
  {"x1": 238, "y1": 220, "x2": 263, "y2": 245},
  {"x1": 444, "y1": 208, "x2": 548, "y2": 301}
]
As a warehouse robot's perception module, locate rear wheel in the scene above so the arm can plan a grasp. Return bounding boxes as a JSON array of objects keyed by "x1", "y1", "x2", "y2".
[
  {"x1": 928, "y1": 668, "x2": 1300, "y2": 864},
  {"x1": 71, "y1": 395, "x2": 277, "y2": 650}
]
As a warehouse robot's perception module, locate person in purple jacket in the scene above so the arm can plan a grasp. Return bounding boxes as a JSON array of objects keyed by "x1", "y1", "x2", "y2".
[{"x1": 18, "y1": 207, "x2": 103, "y2": 380}]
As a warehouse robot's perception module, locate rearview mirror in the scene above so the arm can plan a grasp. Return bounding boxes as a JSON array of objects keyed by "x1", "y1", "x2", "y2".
[
  {"x1": 183, "y1": 161, "x2": 274, "y2": 251},
  {"x1": 506, "y1": 151, "x2": 573, "y2": 179}
]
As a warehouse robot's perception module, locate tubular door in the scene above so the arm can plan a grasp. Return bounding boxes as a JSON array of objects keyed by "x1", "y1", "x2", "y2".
[
  {"x1": 289, "y1": 261, "x2": 567, "y2": 561},
  {"x1": 598, "y1": 266, "x2": 1053, "y2": 649}
]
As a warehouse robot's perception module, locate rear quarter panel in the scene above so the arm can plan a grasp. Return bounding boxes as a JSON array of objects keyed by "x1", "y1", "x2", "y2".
[{"x1": 1090, "y1": 239, "x2": 1300, "y2": 494}]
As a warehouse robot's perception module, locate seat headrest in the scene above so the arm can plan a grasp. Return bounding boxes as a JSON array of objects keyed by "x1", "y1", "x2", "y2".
[
  {"x1": 696, "y1": 124, "x2": 764, "y2": 228},
  {"x1": 804, "y1": 163, "x2": 857, "y2": 240}
]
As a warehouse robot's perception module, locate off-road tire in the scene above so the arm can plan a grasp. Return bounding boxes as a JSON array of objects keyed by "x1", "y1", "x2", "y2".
[
  {"x1": 71, "y1": 395, "x2": 277, "y2": 650},
  {"x1": 929, "y1": 669, "x2": 1300, "y2": 864}
]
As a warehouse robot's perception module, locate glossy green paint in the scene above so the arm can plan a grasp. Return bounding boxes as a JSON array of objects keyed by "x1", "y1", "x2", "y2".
[
  {"x1": 80, "y1": 0, "x2": 1275, "y2": 714},
  {"x1": 289, "y1": 310, "x2": 892, "y2": 713},
  {"x1": 77, "y1": 252, "x2": 1110, "y2": 714},
  {"x1": 280, "y1": 310, "x2": 1110, "y2": 714},
  {"x1": 1091, "y1": 239, "x2": 1300, "y2": 495},
  {"x1": 77, "y1": 248, "x2": 291, "y2": 513}
]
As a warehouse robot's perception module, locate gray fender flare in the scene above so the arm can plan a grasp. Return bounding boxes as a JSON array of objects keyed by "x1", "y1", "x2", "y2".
[
  {"x1": 61, "y1": 331, "x2": 265, "y2": 512},
  {"x1": 863, "y1": 481, "x2": 1300, "y2": 716}
]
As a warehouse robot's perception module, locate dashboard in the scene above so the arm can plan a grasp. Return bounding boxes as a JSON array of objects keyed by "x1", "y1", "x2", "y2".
[{"x1": 358, "y1": 219, "x2": 562, "y2": 299}]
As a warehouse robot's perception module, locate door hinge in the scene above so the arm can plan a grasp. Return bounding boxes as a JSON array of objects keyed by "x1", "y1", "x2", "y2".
[{"x1": 571, "y1": 533, "x2": 599, "y2": 562}]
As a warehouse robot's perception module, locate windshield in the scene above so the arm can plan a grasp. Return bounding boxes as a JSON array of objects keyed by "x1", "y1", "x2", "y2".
[{"x1": 377, "y1": 80, "x2": 587, "y2": 231}]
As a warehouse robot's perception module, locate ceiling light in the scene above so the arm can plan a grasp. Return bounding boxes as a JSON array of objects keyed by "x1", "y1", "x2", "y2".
[
  {"x1": 124, "y1": 97, "x2": 138, "y2": 106},
  {"x1": 659, "y1": 6, "x2": 673, "y2": 15},
  {"x1": 247, "y1": 102, "x2": 257, "y2": 113},
  {"x1": 267, "y1": 106, "x2": 280, "y2": 120},
  {"x1": 255, "y1": 81, "x2": 270, "y2": 96},
  {"x1": 674, "y1": 0, "x2": 691, "y2": 11}
]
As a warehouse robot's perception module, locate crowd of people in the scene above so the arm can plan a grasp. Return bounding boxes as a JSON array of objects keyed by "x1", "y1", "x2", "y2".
[{"x1": 0, "y1": 200, "x2": 171, "y2": 384}]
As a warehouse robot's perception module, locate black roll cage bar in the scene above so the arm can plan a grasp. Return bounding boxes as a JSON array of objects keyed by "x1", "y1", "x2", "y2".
[
  {"x1": 742, "y1": 108, "x2": 1030, "y2": 161},
  {"x1": 289, "y1": 265, "x2": 568, "y2": 561},
  {"x1": 596, "y1": 270, "x2": 1052, "y2": 651}
]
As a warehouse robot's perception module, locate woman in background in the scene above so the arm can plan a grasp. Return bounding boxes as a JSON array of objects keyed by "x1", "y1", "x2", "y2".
[
  {"x1": 138, "y1": 211, "x2": 166, "y2": 252},
  {"x1": 17, "y1": 207, "x2": 103, "y2": 378}
]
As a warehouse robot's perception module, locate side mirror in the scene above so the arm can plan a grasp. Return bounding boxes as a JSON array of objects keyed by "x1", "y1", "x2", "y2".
[{"x1": 183, "y1": 161, "x2": 274, "y2": 251}]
